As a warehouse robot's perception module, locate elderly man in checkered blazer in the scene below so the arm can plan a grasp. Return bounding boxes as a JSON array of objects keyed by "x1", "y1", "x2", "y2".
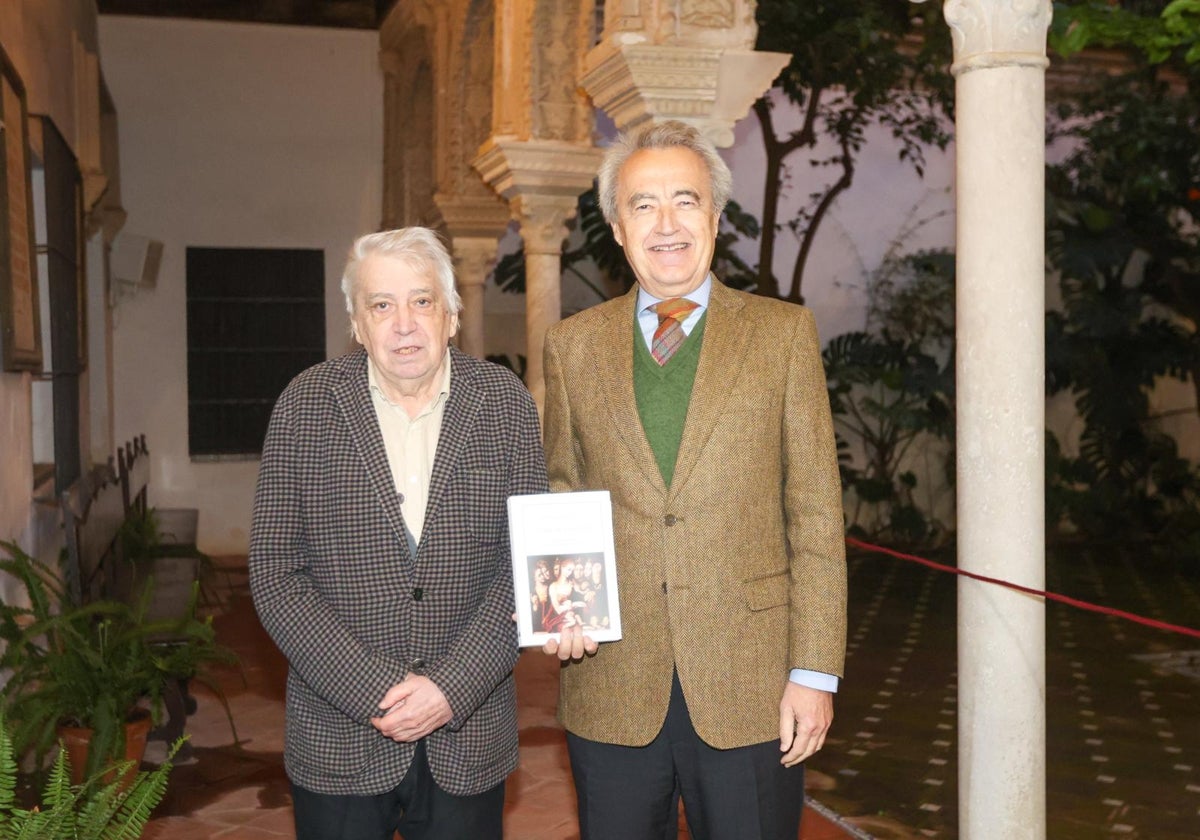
[{"x1": 249, "y1": 227, "x2": 547, "y2": 840}]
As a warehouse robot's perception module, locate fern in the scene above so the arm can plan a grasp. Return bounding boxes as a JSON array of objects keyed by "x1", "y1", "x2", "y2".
[{"x1": 0, "y1": 709, "x2": 180, "y2": 840}]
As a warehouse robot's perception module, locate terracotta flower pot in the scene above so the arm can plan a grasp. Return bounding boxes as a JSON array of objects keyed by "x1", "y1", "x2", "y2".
[{"x1": 58, "y1": 710, "x2": 153, "y2": 788}]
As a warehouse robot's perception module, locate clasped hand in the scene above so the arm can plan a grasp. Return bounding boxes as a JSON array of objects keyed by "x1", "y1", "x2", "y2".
[{"x1": 371, "y1": 673, "x2": 452, "y2": 742}]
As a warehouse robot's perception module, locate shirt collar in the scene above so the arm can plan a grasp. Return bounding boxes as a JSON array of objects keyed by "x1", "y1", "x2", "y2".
[
  {"x1": 636, "y1": 273, "x2": 713, "y2": 314},
  {"x1": 366, "y1": 349, "x2": 452, "y2": 411}
]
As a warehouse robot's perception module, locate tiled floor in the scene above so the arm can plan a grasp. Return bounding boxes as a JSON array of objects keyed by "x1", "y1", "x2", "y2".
[
  {"x1": 141, "y1": 556, "x2": 861, "y2": 839},
  {"x1": 804, "y1": 546, "x2": 1200, "y2": 840}
]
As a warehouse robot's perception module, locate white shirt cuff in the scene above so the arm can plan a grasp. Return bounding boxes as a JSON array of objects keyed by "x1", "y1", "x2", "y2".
[{"x1": 789, "y1": 668, "x2": 839, "y2": 693}]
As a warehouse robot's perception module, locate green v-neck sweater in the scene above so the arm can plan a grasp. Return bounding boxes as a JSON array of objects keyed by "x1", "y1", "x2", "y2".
[{"x1": 633, "y1": 313, "x2": 707, "y2": 487}]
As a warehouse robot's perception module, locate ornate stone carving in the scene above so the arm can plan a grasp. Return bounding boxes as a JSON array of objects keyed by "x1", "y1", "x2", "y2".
[
  {"x1": 433, "y1": 192, "x2": 512, "y2": 240},
  {"x1": 677, "y1": 0, "x2": 737, "y2": 29},
  {"x1": 461, "y1": 26, "x2": 495, "y2": 170},
  {"x1": 473, "y1": 137, "x2": 603, "y2": 207},
  {"x1": 603, "y1": 0, "x2": 757, "y2": 48},
  {"x1": 942, "y1": 0, "x2": 1053, "y2": 74},
  {"x1": 511, "y1": 195, "x2": 580, "y2": 254},
  {"x1": 531, "y1": 0, "x2": 577, "y2": 140},
  {"x1": 581, "y1": 41, "x2": 787, "y2": 146},
  {"x1": 450, "y1": 234, "x2": 504, "y2": 358},
  {"x1": 452, "y1": 238, "x2": 501, "y2": 289}
]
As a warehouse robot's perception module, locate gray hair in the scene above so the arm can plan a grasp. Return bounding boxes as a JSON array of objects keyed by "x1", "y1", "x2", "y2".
[
  {"x1": 340, "y1": 227, "x2": 462, "y2": 315},
  {"x1": 597, "y1": 120, "x2": 733, "y2": 225}
]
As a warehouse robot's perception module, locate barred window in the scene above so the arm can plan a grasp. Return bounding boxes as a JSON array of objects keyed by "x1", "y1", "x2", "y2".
[{"x1": 186, "y1": 247, "x2": 325, "y2": 457}]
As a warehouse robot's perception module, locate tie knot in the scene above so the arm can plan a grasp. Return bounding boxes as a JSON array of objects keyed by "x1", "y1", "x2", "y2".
[{"x1": 652, "y1": 297, "x2": 699, "y2": 323}]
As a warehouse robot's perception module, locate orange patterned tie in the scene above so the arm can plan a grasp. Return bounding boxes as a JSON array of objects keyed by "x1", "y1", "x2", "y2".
[{"x1": 650, "y1": 297, "x2": 700, "y2": 365}]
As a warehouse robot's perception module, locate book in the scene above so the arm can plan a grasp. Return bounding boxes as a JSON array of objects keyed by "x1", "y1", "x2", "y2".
[{"x1": 507, "y1": 490, "x2": 622, "y2": 648}]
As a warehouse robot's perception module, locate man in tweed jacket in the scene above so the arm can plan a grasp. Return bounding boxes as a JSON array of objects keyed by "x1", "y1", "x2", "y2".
[
  {"x1": 542, "y1": 122, "x2": 847, "y2": 839},
  {"x1": 250, "y1": 228, "x2": 546, "y2": 840}
]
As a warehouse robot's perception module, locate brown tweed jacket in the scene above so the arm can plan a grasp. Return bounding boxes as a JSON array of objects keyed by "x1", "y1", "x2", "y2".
[{"x1": 543, "y1": 280, "x2": 847, "y2": 749}]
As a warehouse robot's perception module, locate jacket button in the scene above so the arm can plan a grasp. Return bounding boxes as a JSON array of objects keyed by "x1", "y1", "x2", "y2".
[
  {"x1": 661, "y1": 581, "x2": 667, "y2": 594},
  {"x1": 413, "y1": 587, "x2": 424, "y2": 601},
  {"x1": 410, "y1": 658, "x2": 426, "y2": 673},
  {"x1": 664, "y1": 514, "x2": 677, "y2": 526}
]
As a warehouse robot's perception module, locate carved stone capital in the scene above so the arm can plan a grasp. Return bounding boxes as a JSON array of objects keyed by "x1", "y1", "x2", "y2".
[
  {"x1": 581, "y1": 41, "x2": 788, "y2": 147},
  {"x1": 451, "y1": 236, "x2": 502, "y2": 289},
  {"x1": 433, "y1": 192, "x2": 512, "y2": 241},
  {"x1": 472, "y1": 137, "x2": 602, "y2": 206},
  {"x1": 510, "y1": 194, "x2": 581, "y2": 255},
  {"x1": 942, "y1": 0, "x2": 1052, "y2": 75}
]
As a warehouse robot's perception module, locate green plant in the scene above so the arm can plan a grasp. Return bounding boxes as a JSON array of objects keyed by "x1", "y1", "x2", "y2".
[
  {"x1": 0, "y1": 541, "x2": 237, "y2": 780},
  {"x1": 1051, "y1": 0, "x2": 1200, "y2": 65},
  {"x1": 823, "y1": 248, "x2": 955, "y2": 546},
  {"x1": 1042, "y1": 15, "x2": 1200, "y2": 552},
  {"x1": 0, "y1": 709, "x2": 179, "y2": 839},
  {"x1": 116, "y1": 507, "x2": 222, "y2": 615}
]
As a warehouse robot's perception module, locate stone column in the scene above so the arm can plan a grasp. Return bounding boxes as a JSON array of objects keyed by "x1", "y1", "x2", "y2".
[
  {"x1": 474, "y1": 138, "x2": 602, "y2": 408},
  {"x1": 943, "y1": 1, "x2": 1052, "y2": 838},
  {"x1": 433, "y1": 193, "x2": 511, "y2": 358},
  {"x1": 511, "y1": 195, "x2": 578, "y2": 408},
  {"x1": 448, "y1": 237, "x2": 501, "y2": 358}
]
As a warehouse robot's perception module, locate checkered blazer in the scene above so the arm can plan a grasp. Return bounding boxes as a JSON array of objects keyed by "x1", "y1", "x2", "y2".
[
  {"x1": 249, "y1": 346, "x2": 547, "y2": 796},
  {"x1": 543, "y1": 280, "x2": 847, "y2": 749}
]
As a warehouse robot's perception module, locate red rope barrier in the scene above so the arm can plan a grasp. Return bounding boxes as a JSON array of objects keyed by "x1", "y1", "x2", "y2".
[{"x1": 846, "y1": 536, "x2": 1200, "y2": 641}]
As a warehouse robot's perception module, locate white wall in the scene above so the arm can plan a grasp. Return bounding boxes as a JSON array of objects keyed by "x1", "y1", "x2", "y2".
[{"x1": 99, "y1": 16, "x2": 383, "y2": 554}]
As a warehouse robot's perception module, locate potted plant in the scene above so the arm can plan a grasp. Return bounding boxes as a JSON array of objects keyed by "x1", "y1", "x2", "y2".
[
  {"x1": 0, "y1": 541, "x2": 237, "y2": 782},
  {"x1": 0, "y1": 708, "x2": 181, "y2": 839},
  {"x1": 115, "y1": 506, "x2": 220, "y2": 622}
]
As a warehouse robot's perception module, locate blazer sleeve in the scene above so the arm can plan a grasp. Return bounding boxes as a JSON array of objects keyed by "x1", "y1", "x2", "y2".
[
  {"x1": 426, "y1": 383, "x2": 548, "y2": 729},
  {"x1": 783, "y1": 308, "x2": 848, "y2": 677},
  {"x1": 249, "y1": 387, "x2": 407, "y2": 724}
]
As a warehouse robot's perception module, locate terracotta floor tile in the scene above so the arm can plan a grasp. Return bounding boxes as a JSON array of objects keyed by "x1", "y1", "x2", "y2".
[{"x1": 145, "y1": 557, "x2": 861, "y2": 839}]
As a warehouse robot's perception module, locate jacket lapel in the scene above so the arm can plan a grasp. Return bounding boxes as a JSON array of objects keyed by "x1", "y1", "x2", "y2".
[
  {"x1": 598, "y1": 288, "x2": 669, "y2": 494},
  {"x1": 334, "y1": 349, "x2": 414, "y2": 564},
  {"x1": 668, "y1": 281, "x2": 750, "y2": 500},
  {"x1": 420, "y1": 347, "x2": 481, "y2": 556}
]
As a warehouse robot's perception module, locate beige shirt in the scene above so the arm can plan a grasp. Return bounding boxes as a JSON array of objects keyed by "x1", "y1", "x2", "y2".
[{"x1": 366, "y1": 352, "x2": 451, "y2": 545}]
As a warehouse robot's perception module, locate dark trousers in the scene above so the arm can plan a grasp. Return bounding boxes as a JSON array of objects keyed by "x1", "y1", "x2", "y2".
[
  {"x1": 566, "y1": 672, "x2": 805, "y2": 840},
  {"x1": 290, "y1": 742, "x2": 505, "y2": 840}
]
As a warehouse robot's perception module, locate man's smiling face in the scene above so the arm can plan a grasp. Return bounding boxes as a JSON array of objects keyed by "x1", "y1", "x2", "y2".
[{"x1": 611, "y1": 146, "x2": 719, "y2": 299}]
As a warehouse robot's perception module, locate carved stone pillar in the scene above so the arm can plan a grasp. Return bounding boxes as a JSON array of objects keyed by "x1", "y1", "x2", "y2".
[
  {"x1": 474, "y1": 138, "x2": 602, "y2": 408},
  {"x1": 448, "y1": 238, "x2": 497, "y2": 358},
  {"x1": 435, "y1": 192, "x2": 512, "y2": 359},
  {"x1": 475, "y1": 0, "x2": 601, "y2": 407},
  {"x1": 510, "y1": 195, "x2": 577, "y2": 409},
  {"x1": 581, "y1": 0, "x2": 789, "y2": 146},
  {"x1": 942, "y1": 2, "x2": 1052, "y2": 838}
]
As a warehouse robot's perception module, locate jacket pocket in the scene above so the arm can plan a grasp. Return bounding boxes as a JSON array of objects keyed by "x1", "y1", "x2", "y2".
[{"x1": 744, "y1": 571, "x2": 789, "y2": 611}]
